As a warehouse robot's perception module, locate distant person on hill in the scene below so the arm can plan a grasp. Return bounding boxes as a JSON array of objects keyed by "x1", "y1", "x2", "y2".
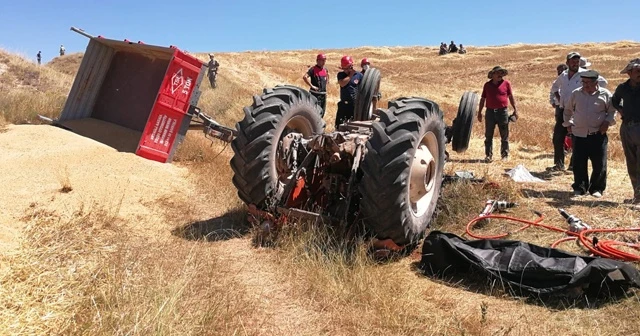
[
  {"x1": 550, "y1": 52, "x2": 608, "y2": 171},
  {"x1": 59, "y1": 45, "x2": 65, "y2": 56},
  {"x1": 303, "y1": 53, "x2": 329, "y2": 117},
  {"x1": 612, "y1": 58, "x2": 640, "y2": 207},
  {"x1": 458, "y1": 44, "x2": 467, "y2": 54},
  {"x1": 335, "y1": 55, "x2": 363, "y2": 128},
  {"x1": 37, "y1": 51, "x2": 41, "y2": 65},
  {"x1": 448, "y1": 41, "x2": 458, "y2": 53},
  {"x1": 439, "y1": 43, "x2": 448, "y2": 55},
  {"x1": 207, "y1": 54, "x2": 220, "y2": 89},
  {"x1": 477, "y1": 66, "x2": 518, "y2": 162},
  {"x1": 562, "y1": 70, "x2": 617, "y2": 198}
]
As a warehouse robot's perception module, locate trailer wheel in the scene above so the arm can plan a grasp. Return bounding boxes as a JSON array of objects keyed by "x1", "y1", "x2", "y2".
[
  {"x1": 354, "y1": 68, "x2": 381, "y2": 121},
  {"x1": 451, "y1": 91, "x2": 479, "y2": 153},
  {"x1": 230, "y1": 85, "x2": 325, "y2": 208},
  {"x1": 359, "y1": 97, "x2": 446, "y2": 246}
]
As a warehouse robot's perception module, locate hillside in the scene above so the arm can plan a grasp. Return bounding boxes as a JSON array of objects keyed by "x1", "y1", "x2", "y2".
[{"x1": 1, "y1": 41, "x2": 640, "y2": 335}]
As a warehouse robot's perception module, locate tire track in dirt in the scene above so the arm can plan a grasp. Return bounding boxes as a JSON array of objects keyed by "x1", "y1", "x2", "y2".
[{"x1": 206, "y1": 237, "x2": 328, "y2": 335}]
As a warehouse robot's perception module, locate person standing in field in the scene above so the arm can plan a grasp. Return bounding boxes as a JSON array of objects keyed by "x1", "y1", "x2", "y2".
[
  {"x1": 59, "y1": 45, "x2": 65, "y2": 56},
  {"x1": 207, "y1": 54, "x2": 220, "y2": 89},
  {"x1": 303, "y1": 53, "x2": 329, "y2": 118},
  {"x1": 477, "y1": 66, "x2": 518, "y2": 162},
  {"x1": 335, "y1": 55, "x2": 363, "y2": 128},
  {"x1": 550, "y1": 52, "x2": 608, "y2": 171},
  {"x1": 37, "y1": 51, "x2": 42, "y2": 65},
  {"x1": 562, "y1": 70, "x2": 617, "y2": 198},
  {"x1": 612, "y1": 58, "x2": 640, "y2": 206}
]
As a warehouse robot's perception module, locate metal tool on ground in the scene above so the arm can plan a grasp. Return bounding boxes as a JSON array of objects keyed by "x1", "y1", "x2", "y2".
[
  {"x1": 479, "y1": 200, "x2": 518, "y2": 218},
  {"x1": 558, "y1": 208, "x2": 591, "y2": 233}
]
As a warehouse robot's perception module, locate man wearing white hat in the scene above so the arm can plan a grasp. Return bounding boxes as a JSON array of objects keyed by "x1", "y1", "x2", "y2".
[
  {"x1": 563, "y1": 70, "x2": 617, "y2": 198},
  {"x1": 613, "y1": 58, "x2": 640, "y2": 206},
  {"x1": 550, "y1": 52, "x2": 607, "y2": 171}
]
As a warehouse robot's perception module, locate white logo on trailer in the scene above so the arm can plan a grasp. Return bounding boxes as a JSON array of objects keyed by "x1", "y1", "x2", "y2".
[{"x1": 171, "y1": 68, "x2": 184, "y2": 94}]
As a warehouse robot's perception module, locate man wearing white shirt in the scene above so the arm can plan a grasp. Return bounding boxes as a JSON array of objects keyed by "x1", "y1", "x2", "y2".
[
  {"x1": 563, "y1": 70, "x2": 617, "y2": 198},
  {"x1": 550, "y1": 52, "x2": 608, "y2": 171}
]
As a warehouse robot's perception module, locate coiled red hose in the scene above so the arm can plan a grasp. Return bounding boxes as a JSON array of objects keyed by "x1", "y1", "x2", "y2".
[{"x1": 466, "y1": 212, "x2": 640, "y2": 262}]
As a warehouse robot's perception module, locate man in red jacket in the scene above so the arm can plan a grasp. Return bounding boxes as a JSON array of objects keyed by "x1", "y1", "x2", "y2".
[{"x1": 477, "y1": 66, "x2": 519, "y2": 162}]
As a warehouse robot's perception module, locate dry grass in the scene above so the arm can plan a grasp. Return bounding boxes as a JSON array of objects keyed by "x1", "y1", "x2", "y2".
[
  {"x1": 56, "y1": 166, "x2": 73, "y2": 193},
  {"x1": 0, "y1": 203, "x2": 262, "y2": 335},
  {"x1": 46, "y1": 53, "x2": 84, "y2": 76},
  {"x1": 0, "y1": 49, "x2": 72, "y2": 125},
  {"x1": 2, "y1": 41, "x2": 640, "y2": 335}
]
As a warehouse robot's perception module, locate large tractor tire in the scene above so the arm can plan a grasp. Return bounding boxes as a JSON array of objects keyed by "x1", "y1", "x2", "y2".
[
  {"x1": 359, "y1": 97, "x2": 446, "y2": 246},
  {"x1": 230, "y1": 85, "x2": 325, "y2": 208},
  {"x1": 354, "y1": 68, "x2": 381, "y2": 121},
  {"x1": 451, "y1": 91, "x2": 479, "y2": 153}
]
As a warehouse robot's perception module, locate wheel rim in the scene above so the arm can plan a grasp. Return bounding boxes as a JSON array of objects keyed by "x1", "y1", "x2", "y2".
[
  {"x1": 409, "y1": 131, "x2": 439, "y2": 217},
  {"x1": 275, "y1": 115, "x2": 315, "y2": 186}
]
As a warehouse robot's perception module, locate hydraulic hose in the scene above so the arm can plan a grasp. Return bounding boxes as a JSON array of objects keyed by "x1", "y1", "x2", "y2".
[{"x1": 466, "y1": 212, "x2": 640, "y2": 262}]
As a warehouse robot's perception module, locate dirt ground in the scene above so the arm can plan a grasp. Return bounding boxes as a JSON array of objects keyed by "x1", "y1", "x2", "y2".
[{"x1": 0, "y1": 123, "x2": 191, "y2": 255}]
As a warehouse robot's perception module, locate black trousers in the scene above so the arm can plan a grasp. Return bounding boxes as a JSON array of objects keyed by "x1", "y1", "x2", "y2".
[
  {"x1": 572, "y1": 133, "x2": 607, "y2": 194},
  {"x1": 552, "y1": 107, "x2": 575, "y2": 169},
  {"x1": 484, "y1": 108, "x2": 509, "y2": 158},
  {"x1": 336, "y1": 100, "x2": 354, "y2": 128},
  {"x1": 620, "y1": 122, "x2": 640, "y2": 201},
  {"x1": 311, "y1": 91, "x2": 326, "y2": 118}
]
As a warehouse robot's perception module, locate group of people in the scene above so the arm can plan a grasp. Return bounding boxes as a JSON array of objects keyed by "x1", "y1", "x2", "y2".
[
  {"x1": 302, "y1": 54, "x2": 372, "y2": 127},
  {"x1": 439, "y1": 41, "x2": 466, "y2": 55},
  {"x1": 478, "y1": 52, "x2": 640, "y2": 206},
  {"x1": 35, "y1": 45, "x2": 66, "y2": 65}
]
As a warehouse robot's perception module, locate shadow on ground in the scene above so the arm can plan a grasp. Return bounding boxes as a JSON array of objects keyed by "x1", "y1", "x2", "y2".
[
  {"x1": 533, "y1": 153, "x2": 554, "y2": 160},
  {"x1": 448, "y1": 158, "x2": 486, "y2": 164},
  {"x1": 409, "y1": 261, "x2": 637, "y2": 310},
  {"x1": 171, "y1": 207, "x2": 251, "y2": 242},
  {"x1": 520, "y1": 188, "x2": 622, "y2": 209}
]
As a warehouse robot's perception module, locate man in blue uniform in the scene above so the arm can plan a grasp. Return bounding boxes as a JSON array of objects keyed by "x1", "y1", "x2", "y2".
[{"x1": 335, "y1": 55, "x2": 363, "y2": 128}]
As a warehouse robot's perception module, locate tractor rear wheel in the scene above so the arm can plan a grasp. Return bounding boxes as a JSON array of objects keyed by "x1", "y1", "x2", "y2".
[
  {"x1": 354, "y1": 68, "x2": 381, "y2": 121},
  {"x1": 359, "y1": 97, "x2": 446, "y2": 246},
  {"x1": 230, "y1": 85, "x2": 325, "y2": 208},
  {"x1": 451, "y1": 91, "x2": 479, "y2": 153}
]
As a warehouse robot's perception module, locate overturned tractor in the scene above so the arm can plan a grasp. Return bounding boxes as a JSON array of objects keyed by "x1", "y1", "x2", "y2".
[{"x1": 230, "y1": 68, "x2": 477, "y2": 249}]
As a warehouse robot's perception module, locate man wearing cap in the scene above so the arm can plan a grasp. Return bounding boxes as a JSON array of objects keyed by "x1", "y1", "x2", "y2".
[
  {"x1": 303, "y1": 54, "x2": 329, "y2": 117},
  {"x1": 563, "y1": 70, "x2": 617, "y2": 198},
  {"x1": 477, "y1": 65, "x2": 518, "y2": 162},
  {"x1": 613, "y1": 58, "x2": 640, "y2": 205},
  {"x1": 335, "y1": 55, "x2": 363, "y2": 128},
  {"x1": 550, "y1": 52, "x2": 608, "y2": 171},
  {"x1": 207, "y1": 54, "x2": 220, "y2": 88}
]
